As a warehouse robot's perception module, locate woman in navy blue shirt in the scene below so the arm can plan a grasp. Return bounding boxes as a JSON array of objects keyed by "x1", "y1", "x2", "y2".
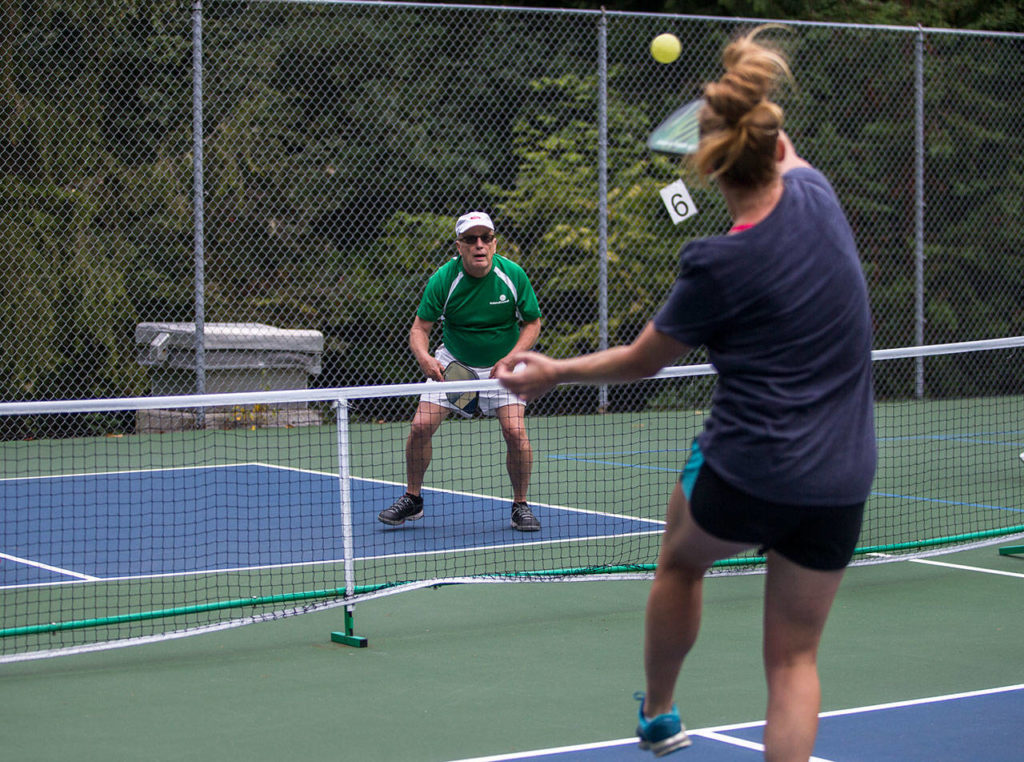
[{"x1": 498, "y1": 26, "x2": 875, "y2": 761}]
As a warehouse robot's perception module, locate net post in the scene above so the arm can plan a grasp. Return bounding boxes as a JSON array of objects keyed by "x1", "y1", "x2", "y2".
[
  {"x1": 1005, "y1": 455, "x2": 1024, "y2": 556},
  {"x1": 329, "y1": 396, "x2": 368, "y2": 648},
  {"x1": 331, "y1": 605, "x2": 367, "y2": 648}
]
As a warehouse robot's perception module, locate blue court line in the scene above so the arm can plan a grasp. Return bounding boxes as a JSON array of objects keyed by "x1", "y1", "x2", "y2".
[
  {"x1": 546, "y1": 454, "x2": 681, "y2": 473},
  {"x1": 871, "y1": 491, "x2": 1024, "y2": 513},
  {"x1": 878, "y1": 434, "x2": 1024, "y2": 446},
  {"x1": 552, "y1": 449, "x2": 691, "y2": 457},
  {"x1": 558, "y1": 432, "x2": 1024, "y2": 470},
  {"x1": 552, "y1": 454, "x2": 1024, "y2": 514}
]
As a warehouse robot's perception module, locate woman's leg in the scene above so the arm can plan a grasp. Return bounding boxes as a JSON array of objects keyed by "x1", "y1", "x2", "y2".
[
  {"x1": 761, "y1": 552, "x2": 845, "y2": 761},
  {"x1": 642, "y1": 482, "x2": 751, "y2": 718}
]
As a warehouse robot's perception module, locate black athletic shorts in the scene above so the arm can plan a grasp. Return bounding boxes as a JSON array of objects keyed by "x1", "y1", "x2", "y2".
[{"x1": 687, "y1": 456, "x2": 865, "y2": 572}]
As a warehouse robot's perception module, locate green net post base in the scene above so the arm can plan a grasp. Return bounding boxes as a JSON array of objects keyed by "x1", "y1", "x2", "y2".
[
  {"x1": 998, "y1": 545, "x2": 1024, "y2": 557},
  {"x1": 331, "y1": 606, "x2": 368, "y2": 648}
]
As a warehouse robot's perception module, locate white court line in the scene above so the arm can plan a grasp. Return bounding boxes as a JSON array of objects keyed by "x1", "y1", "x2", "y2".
[
  {"x1": 445, "y1": 737, "x2": 637, "y2": 762},
  {"x1": 690, "y1": 730, "x2": 836, "y2": 761},
  {"x1": 444, "y1": 729, "x2": 835, "y2": 762},
  {"x1": 1, "y1": 463, "x2": 667, "y2": 529},
  {"x1": 1, "y1": 467, "x2": 663, "y2": 592},
  {"x1": 696, "y1": 682, "x2": 1024, "y2": 732},
  {"x1": 865, "y1": 551, "x2": 1024, "y2": 579},
  {"x1": 444, "y1": 729, "x2": 835, "y2": 761},
  {"x1": 690, "y1": 729, "x2": 767, "y2": 750},
  {"x1": 908, "y1": 558, "x2": 1024, "y2": 578},
  {"x1": 0, "y1": 552, "x2": 98, "y2": 581},
  {"x1": 445, "y1": 684, "x2": 1024, "y2": 762},
  {"x1": 817, "y1": 682, "x2": 1024, "y2": 719},
  {"x1": 0, "y1": 461, "x2": 270, "y2": 482}
]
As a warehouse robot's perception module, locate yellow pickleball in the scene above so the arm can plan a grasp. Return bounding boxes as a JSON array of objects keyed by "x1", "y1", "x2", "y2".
[{"x1": 650, "y1": 33, "x2": 681, "y2": 64}]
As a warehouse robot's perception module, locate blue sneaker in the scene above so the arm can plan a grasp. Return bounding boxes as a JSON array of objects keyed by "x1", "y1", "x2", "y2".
[{"x1": 634, "y1": 692, "x2": 692, "y2": 757}]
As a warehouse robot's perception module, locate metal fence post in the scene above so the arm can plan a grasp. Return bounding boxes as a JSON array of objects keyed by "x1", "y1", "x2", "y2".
[
  {"x1": 914, "y1": 26, "x2": 925, "y2": 397},
  {"x1": 191, "y1": 0, "x2": 207, "y2": 400},
  {"x1": 597, "y1": 8, "x2": 609, "y2": 412}
]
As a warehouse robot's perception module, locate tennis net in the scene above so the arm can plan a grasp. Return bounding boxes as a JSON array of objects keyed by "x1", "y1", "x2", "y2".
[{"x1": 2, "y1": 337, "x2": 1023, "y2": 661}]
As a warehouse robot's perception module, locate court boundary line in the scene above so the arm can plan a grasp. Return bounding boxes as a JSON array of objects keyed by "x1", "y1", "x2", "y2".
[
  {"x1": 870, "y1": 490, "x2": 1024, "y2": 514},
  {"x1": 354, "y1": 473, "x2": 667, "y2": 526},
  {"x1": 697, "y1": 682, "x2": 1024, "y2": 733},
  {"x1": 907, "y1": 558, "x2": 1024, "y2": 578},
  {"x1": 1, "y1": 529, "x2": 663, "y2": 591},
  {"x1": 0, "y1": 552, "x2": 99, "y2": 581},
  {"x1": 547, "y1": 454, "x2": 682, "y2": 474},
  {"x1": 0, "y1": 464, "x2": 664, "y2": 590},
  {"x1": 1, "y1": 461, "x2": 665, "y2": 527},
  {"x1": 866, "y1": 552, "x2": 1024, "y2": 579},
  {"x1": 444, "y1": 684, "x2": 1024, "y2": 762},
  {"x1": 0, "y1": 461, "x2": 270, "y2": 482},
  {"x1": 689, "y1": 730, "x2": 836, "y2": 761},
  {"x1": 354, "y1": 529, "x2": 664, "y2": 566}
]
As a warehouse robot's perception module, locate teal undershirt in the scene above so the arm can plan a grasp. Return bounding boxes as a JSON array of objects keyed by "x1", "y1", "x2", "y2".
[{"x1": 680, "y1": 438, "x2": 704, "y2": 501}]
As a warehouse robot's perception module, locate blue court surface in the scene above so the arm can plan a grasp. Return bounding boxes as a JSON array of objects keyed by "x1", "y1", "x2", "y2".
[
  {"x1": 447, "y1": 684, "x2": 1024, "y2": 761},
  {"x1": 1, "y1": 463, "x2": 661, "y2": 586}
]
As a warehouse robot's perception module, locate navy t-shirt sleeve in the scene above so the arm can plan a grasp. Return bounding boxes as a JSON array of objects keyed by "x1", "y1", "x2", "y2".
[
  {"x1": 653, "y1": 245, "x2": 724, "y2": 347},
  {"x1": 786, "y1": 166, "x2": 837, "y2": 199}
]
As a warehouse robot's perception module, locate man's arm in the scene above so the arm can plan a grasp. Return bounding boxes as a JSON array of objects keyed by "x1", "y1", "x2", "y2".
[{"x1": 409, "y1": 316, "x2": 444, "y2": 381}]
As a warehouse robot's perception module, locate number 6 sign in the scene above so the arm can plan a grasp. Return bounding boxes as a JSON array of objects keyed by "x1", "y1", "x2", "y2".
[{"x1": 659, "y1": 179, "x2": 698, "y2": 224}]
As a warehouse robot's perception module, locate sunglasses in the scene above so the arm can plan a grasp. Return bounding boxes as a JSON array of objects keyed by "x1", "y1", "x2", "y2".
[{"x1": 458, "y1": 233, "x2": 495, "y2": 245}]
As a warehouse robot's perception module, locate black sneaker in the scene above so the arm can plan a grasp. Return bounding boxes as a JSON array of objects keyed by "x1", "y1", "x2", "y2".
[
  {"x1": 511, "y1": 501, "x2": 540, "y2": 532},
  {"x1": 378, "y1": 493, "x2": 424, "y2": 526}
]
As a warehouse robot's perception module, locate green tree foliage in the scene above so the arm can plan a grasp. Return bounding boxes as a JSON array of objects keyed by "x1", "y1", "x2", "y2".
[
  {"x1": 468, "y1": 0, "x2": 1024, "y2": 33},
  {"x1": 180, "y1": 3, "x2": 605, "y2": 390},
  {"x1": 1, "y1": 1, "x2": 1021, "y2": 410},
  {"x1": 922, "y1": 34, "x2": 1024, "y2": 346},
  {"x1": 1, "y1": 0, "x2": 190, "y2": 402},
  {"x1": 492, "y1": 71, "x2": 720, "y2": 358},
  {"x1": 781, "y1": 27, "x2": 920, "y2": 348}
]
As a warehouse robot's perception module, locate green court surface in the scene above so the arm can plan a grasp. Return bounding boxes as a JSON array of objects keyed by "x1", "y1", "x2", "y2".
[
  {"x1": 1, "y1": 543, "x2": 1022, "y2": 761},
  {"x1": 2, "y1": 387, "x2": 1023, "y2": 758}
]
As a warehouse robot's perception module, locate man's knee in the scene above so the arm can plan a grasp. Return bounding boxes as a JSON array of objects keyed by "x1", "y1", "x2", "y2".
[{"x1": 502, "y1": 425, "x2": 530, "y2": 452}]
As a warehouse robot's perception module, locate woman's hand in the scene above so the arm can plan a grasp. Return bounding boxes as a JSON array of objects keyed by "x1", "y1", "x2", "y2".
[{"x1": 495, "y1": 351, "x2": 562, "y2": 401}]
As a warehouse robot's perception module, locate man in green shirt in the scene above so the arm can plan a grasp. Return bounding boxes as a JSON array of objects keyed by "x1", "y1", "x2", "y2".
[{"x1": 378, "y1": 211, "x2": 544, "y2": 531}]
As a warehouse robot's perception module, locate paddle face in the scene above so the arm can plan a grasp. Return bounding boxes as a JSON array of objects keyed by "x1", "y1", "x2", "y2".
[
  {"x1": 443, "y1": 361, "x2": 479, "y2": 417},
  {"x1": 648, "y1": 98, "x2": 703, "y2": 156}
]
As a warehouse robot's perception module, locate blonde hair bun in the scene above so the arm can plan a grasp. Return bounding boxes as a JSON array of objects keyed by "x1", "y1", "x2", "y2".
[{"x1": 695, "y1": 25, "x2": 793, "y2": 186}]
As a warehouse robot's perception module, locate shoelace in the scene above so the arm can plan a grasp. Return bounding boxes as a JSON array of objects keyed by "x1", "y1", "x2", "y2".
[{"x1": 397, "y1": 495, "x2": 421, "y2": 512}]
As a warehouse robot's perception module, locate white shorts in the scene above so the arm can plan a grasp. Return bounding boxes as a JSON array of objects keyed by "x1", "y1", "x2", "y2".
[{"x1": 420, "y1": 345, "x2": 525, "y2": 416}]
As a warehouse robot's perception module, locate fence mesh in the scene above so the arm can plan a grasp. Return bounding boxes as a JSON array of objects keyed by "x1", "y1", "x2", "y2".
[{"x1": 2, "y1": 2, "x2": 1024, "y2": 412}]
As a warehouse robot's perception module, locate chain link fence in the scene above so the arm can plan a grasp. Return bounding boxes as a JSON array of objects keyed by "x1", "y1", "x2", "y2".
[{"x1": 3, "y1": 1, "x2": 1023, "y2": 418}]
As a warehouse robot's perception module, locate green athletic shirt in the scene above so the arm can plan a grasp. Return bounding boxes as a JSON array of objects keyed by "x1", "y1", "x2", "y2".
[{"x1": 416, "y1": 254, "x2": 541, "y2": 367}]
